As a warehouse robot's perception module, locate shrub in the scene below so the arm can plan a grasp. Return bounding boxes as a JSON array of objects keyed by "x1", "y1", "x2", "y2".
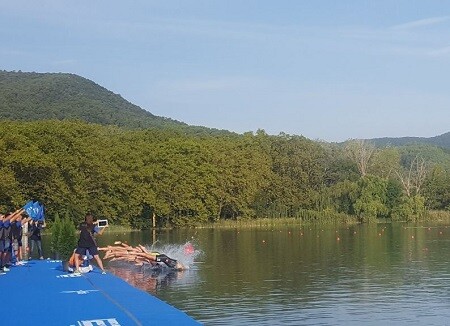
[
  {"x1": 51, "y1": 214, "x2": 78, "y2": 261},
  {"x1": 50, "y1": 213, "x2": 62, "y2": 256}
]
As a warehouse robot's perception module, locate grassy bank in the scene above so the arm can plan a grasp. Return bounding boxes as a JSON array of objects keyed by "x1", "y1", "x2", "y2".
[
  {"x1": 425, "y1": 210, "x2": 450, "y2": 221},
  {"x1": 191, "y1": 209, "x2": 450, "y2": 229},
  {"x1": 42, "y1": 210, "x2": 450, "y2": 233},
  {"x1": 197, "y1": 210, "x2": 359, "y2": 229}
]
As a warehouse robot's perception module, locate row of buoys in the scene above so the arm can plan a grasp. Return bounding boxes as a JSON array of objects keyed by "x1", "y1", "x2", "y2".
[{"x1": 241, "y1": 226, "x2": 448, "y2": 244}]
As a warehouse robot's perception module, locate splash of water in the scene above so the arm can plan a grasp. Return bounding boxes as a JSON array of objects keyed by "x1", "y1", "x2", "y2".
[
  {"x1": 147, "y1": 241, "x2": 202, "y2": 270},
  {"x1": 106, "y1": 241, "x2": 202, "y2": 292}
]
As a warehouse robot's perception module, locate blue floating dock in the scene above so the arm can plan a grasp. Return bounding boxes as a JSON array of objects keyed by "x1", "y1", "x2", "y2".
[{"x1": 3, "y1": 260, "x2": 200, "y2": 325}]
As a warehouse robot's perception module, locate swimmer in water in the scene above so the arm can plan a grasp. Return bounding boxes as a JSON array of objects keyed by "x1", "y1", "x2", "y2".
[{"x1": 99, "y1": 242, "x2": 185, "y2": 270}]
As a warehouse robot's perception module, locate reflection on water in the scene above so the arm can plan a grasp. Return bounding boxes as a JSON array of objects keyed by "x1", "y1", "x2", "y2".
[
  {"x1": 101, "y1": 241, "x2": 202, "y2": 297},
  {"x1": 44, "y1": 223, "x2": 450, "y2": 325},
  {"x1": 107, "y1": 262, "x2": 184, "y2": 295}
]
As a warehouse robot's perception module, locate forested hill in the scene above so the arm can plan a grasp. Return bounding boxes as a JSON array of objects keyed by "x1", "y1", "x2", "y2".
[
  {"x1": 368, "y1": 132, "x2": 450, "y2": 150},
  {"x1": 3, "y1": 71, "x2": 450, "y2": 226},
  {"x1": 2, "y1": 70, "x2": 448, "y2": 145},
  {"x1": 0, "y1": 70, "x2": 231, "y2": 135}
]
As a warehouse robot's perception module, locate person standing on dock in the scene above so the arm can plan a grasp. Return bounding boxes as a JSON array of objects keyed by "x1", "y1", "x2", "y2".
[
  {"x1": 74, "y1": 213, "x2": 107, "y2": 274},
  {"x1": 0, "y1": 209, "x2": 24, "y2": 271},
  {"x1": 28, "y1": 219, "x2": 46, "y2": 260},
  {"x1": 0, "y1": 214, "x2": 7, "y2": 272},
  {"x1": 11, "y1": 214, "x2": 31, "y2": 264}
]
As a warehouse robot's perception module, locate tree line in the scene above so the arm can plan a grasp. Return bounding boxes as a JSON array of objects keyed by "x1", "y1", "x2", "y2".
[{"x1": 1, "y1": 120, "x2": 450, "y2": 228}]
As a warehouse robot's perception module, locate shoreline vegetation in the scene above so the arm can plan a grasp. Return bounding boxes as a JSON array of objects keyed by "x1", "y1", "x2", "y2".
[
  {"x1": 2, "y1": 121, "x2": 450, "y2": 229},
  {"x1": 43, "y1": 210, "x2": 450, "y2": 234},
  {"x1": 178, "y1": 209, "x2": 450, "y2": 229},
  {"x1": 2, "y1": 72, "x2": 450, "y2": 230}
]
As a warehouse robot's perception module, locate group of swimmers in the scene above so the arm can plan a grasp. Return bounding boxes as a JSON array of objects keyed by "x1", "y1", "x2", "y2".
[{"x1": 0, "y1": 208, "x2": 46, "y2": 272}]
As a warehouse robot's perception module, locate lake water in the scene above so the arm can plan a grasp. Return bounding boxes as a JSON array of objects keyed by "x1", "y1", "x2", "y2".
[{"x1": 44, "y1": 223, "x2": 450, "y2": 325}]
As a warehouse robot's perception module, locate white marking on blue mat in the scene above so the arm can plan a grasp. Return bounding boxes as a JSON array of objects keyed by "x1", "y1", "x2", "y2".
[
  {"x1": 57, "y1": 273, "x2": 82, "y2": 278},
  {"x1": 61, "y1": 289, "x2": 100, "y2": 295},
  {"x1": 70, "y1": 318, "x2": 121, "y2": 326}
]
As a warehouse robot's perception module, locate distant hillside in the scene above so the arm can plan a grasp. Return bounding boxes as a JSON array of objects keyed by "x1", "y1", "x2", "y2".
[
  {"x1": 0, "y1": 70, "x2": 231, "y2": 135},
  {"x1": 369, "y1": 132, "x2": 450, "y2": 150},
  {"x1": 2, "y1": 70, "x2": 447, "y2": 144}
]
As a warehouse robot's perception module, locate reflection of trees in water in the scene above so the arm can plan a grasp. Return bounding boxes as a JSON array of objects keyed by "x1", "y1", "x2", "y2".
[{"x1": 107, "y1": 262, "x2": 183, "y2": 295}]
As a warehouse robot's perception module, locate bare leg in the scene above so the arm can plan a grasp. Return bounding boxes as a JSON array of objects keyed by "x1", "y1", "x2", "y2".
[
  {"x1": 18, "y1": 245, "x2": 22, "y2": 261},
  {"x1": 93, "y1": 254, "x2": 105, "y2": 272},
  {"x1": 74, "y1": 253, "x2": 80, "y2": 272}
]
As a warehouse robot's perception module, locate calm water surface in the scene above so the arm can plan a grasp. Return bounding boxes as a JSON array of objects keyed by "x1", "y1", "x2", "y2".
[{"x1": 45, "y1": 223, "x2": 450, "y2": 325}]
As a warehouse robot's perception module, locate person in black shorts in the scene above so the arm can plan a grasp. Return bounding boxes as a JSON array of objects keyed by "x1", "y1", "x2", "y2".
[
  {"x1": 0, "y1": 209, "x2": 23, "y2": 271},
  {"x1": 0, "y1": 216, "x2": 5, "y2": 272},
  {"x1": 74, "y1": 213, "x2": 107, "y2": 274},
  {"x1": 11, "y1": 214, "x2": 31, "y2": 263}
]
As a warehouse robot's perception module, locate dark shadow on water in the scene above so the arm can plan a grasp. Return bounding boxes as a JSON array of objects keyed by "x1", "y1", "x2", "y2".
[{"x1": 106, "y1": 262, "x2": 184, "y2": 295}]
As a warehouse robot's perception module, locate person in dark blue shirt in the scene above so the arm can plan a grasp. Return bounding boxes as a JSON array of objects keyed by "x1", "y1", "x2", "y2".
[
  {"x1": 11, "y1": 214, "x2": 31, "y2": 264},
  {"x1": 28, "y1": 219, "x2": 46, "y2": 260},
  {"x1": 0, "y1": 209, "x2": 23, "y2": 271}
]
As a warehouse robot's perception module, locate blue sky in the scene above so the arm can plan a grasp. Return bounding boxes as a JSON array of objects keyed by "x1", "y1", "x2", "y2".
[{"x1": 1, "y1": 1, "x2": 450, "y2": 142}]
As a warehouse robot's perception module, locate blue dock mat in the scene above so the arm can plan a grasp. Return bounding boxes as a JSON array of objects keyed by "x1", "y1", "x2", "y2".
[{"x1": 2, "y1": 260, "x2": 200, "y2": 325}]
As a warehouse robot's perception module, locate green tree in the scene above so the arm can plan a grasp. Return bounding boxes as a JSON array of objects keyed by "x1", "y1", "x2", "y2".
[
  {"x1": 353, "y1": 175, "x2": 389, "y2": 222},
  {"x1": 58, "y1": 214, "x2": 78, "y2": 261}
]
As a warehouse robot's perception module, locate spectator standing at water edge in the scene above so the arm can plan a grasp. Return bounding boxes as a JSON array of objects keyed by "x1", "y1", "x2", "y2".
[
  {"x1": 0, "y1": 209, "x2": 24, "y2": 271},
  {"x1": 28, "y1": 219, "x2": 46, "y2": 259},
  {"x1": 0, "y1": 214, "x2": 8, "y2": 271},
  {"x1": 11, "y1": 213, "x2": 31, "y2": 263},
  {"x1": 74, "y1": 213, "x2": 107, "y2": 274}
]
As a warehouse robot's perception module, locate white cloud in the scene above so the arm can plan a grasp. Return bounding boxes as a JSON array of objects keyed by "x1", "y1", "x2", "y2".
[
  {"x1": 154, "y1": 76, "x2": 269, "y2": 93},
  {"x1": 390, "y1": 16, "x2": 450, "y2": 30},
  {"x1": 427, "y1": 45, "x2": 450, "y2": 57},
  {"x1": 52, "y1": 59, "x2": 77, "y2": 66}
]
